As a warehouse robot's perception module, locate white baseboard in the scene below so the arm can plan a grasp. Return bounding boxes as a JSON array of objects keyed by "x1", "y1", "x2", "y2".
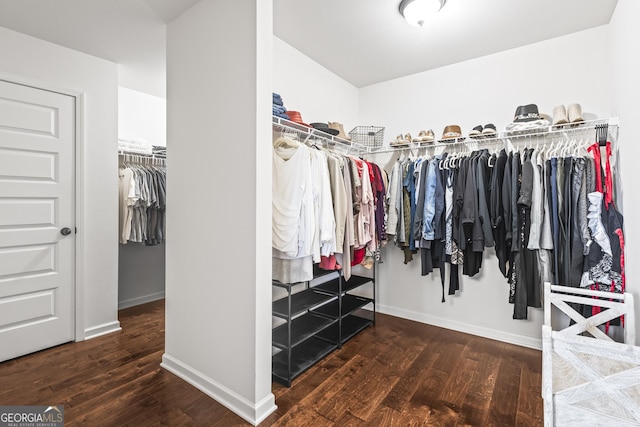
[
  {"x1": 377, "y1": 303, "x2": 542, "y2": 350},
  {"x1": 161, "y1": 353, "x2": 277, "y2": 425},
  {"x1": 84, "y1": 321, "x2": 122, "y2": 340},
  {"x1": 118, "y1": 291, "x2": 165, "y2": 310}
]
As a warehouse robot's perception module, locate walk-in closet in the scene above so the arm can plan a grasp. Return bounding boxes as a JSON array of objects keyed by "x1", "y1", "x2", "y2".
[{"x1": 0, "y1": 1, "x2": 638, "y2": 426}]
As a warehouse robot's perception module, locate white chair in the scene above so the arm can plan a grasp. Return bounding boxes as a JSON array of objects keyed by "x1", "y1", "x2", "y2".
[
  {"x1": 543, "y1": 283, "x2": 640, "y2": 426},
  {"x1": 544, "y1": 282, "x2": 635, "y2": 344}
]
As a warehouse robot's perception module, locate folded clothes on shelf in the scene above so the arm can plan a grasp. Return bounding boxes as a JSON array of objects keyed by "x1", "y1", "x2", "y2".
[{"x1": 273, "y1": 92, "x2": 289, "y2": 119}]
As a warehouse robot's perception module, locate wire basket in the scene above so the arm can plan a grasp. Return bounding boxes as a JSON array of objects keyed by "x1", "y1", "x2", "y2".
[{"x1": 349, "y1": 126, "x2": 385, "y2": 149}]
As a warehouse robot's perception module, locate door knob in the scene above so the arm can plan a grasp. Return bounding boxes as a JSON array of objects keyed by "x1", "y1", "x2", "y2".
[{"x1": 60, "y1": 227, "x2": 72, "y2": 236}]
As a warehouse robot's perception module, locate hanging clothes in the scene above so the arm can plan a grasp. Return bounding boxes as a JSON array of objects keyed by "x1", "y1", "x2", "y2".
[
  {"x1": 382, "y1": 126, "x2": 625, "y2": 321},
  {"x1": 118, "y1": 157, "x2": 166, "y2": 246},
  {"x1": 271, "y1": 135, "x2": 386, "y2": 284},
  {"x1": 272, "y1": 140, "x2": 315, "y2": 283}
]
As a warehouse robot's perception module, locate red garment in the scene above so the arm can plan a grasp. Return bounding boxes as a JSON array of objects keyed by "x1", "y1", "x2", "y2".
[
  {"x1": 587, "y1": 141, "x2": 614, "y2": 208},
  {"x1": 352, "y1": 157, "x2": 375, "y2": 183},
  {"x1": 351, "y1": 248, "x2": 365, "y2": 266},
  {"x1": 363, "y1": 160, "x2": 375, "y2": 184},
  {"x1": 319, "y1": 255, "x2": 341, "y2": 271},
  {"x1": 370, "y1": 162, "x2": 385, "y2": 193},
  {"x1": 590, "y1": 141, "x2": 625, "y2": 331},
  {"x1": 587, "y1": 143, "x2": 603, "y2": 192},
  {"x1": 351, "y1": 157, "x2": 363, "y2": 178},
  {"x1": 605, "y1": 142, "x2": 614, "y2": 208}
]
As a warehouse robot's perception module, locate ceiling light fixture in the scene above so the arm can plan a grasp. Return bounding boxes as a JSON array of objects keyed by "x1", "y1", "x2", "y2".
[{"x1": 399, "y1": 0, "x2": 446, "y2": 27}]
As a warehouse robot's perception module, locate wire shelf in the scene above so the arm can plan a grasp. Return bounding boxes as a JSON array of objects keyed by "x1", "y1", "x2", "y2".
[
  {"x1": 272, "y1": 116, "x2": 369, "y2": 154},
  {"x1": 369, "y1": 117, "x2": 619, "y2": 154}
]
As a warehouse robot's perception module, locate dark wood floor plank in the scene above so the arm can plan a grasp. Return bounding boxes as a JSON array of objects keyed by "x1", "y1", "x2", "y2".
[
  {"x1": 332, "y1": 411, "x2": 365, "y2": 426},
  {"x1": 361, "y1": 404, "x2": 406, "y2": 427},
  {"x1": 382, "y1": 345, "x2": 441, "y2": 412},
  {"x1": 0, "y1": 301, "x2": 543, "y2": 426},
  {"x1": 268, "y1": 406, "x2": 332, "y2": 427},
  {"x1": 398, "y1": 335, "x2": 476, "y2": 426},
  {"x1": 344, "y1": 362, "x2": 400, "y2": 422},
  {"x1": 487, "y1": 344, "x2": 522, "y2": 426},
  {"x1": 123, "y1": 406, "x2": 196, "y2": 427},
  {"x1": 460, "y1": 351, "x2": 501, "y2": 426},
  {"x1": 314, "y1": 356, "x2": 382, "y2": 421},
  {"x1": 438, "y1": 355, "x2": 478, "y2": 408},
  {"x1": 516, "y1": 347, "x2": 544, "y2": 426},
  {"x1": 373, "y1": 332, "x2": 426, "y2": 378},
  {"x1": 271, "y1": 354, "x2": 369, "y2": 419}
]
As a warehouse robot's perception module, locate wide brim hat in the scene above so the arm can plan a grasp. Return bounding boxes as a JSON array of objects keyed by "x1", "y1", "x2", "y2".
[
  {"x1": 286, "y1": 111, "x2": 311, "y2": 127},
  {"x1": 310, "y1": 122, "x2": 339, "y2": 136},
  {"x1": 504, "y1": 103, "x2": 551, "y2": 134},
  {"x1": 512, "y1": 104, "x2": 551, "y2": 123},
  {"x1": 441, "y1": 125, "x2": 462, "y2": 140}
]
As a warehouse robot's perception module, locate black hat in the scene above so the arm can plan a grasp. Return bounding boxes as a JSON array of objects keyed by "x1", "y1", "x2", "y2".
[
  {"x1": 310, "y1": 122, "x2": 339, "y2": 136},
  {"x1": 513, "y1": 104, "x2": 542, "y2": 122}
]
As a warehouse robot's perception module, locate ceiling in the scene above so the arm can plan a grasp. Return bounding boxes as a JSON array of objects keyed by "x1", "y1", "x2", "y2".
[
  {"x1": 0, "y1": 0, "x2": 619, "y2": 97},
  {"x1": 0, "y1": 0, "x2": 201, "y2": 98},
  {"x1": 274, "y1": 0, "x2": 618, "y2": 88}
]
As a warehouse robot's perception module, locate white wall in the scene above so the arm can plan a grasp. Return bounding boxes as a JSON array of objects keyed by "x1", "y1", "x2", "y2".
[
  {"x1": 118, "y1": 86, "x2": 167, "y2": 309},
  {"x1": 118, "y1": 87, "x2": 167, "y2": 146},
  {"x1": 359, "y1": 26, "x2": 612, "y2": 349},
  {"x1": 163, "y1": 0, "x2": 275, "y2": 425},
  {"x1": 0, "y1": 26, "x2": 120, "y2": 339},
  {"x1": 610, "y1": 0, "x2": 640, "y2": 344},
  {"x1": 118, "y1": 243, "x2": 165, "y2": 309},
  {"x1": 360, "y1": 26, "x2": 611, "y2": 150},
  {"x1": 273, "y1": 36, "x2": 359, "y2": 133}
]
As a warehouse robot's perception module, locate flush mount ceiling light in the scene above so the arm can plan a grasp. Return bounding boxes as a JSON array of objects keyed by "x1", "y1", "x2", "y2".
[{"x1": 399, "y1": 0, "x2": 447, "y2": 27}]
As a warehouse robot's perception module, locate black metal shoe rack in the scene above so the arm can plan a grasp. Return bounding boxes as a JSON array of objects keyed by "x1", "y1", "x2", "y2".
[{"x1": 272, "y1": 264, "x2": 376, "y2": 386}]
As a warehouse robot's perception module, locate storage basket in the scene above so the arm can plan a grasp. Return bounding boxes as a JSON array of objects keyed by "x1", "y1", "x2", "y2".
[{"x1": 348, "y1": 126, "x2": 385, "y2": 149}]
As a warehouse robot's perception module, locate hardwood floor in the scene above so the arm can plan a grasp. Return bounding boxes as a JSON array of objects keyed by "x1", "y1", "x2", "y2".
[{"x1": 0, "y1": 300, "x2": 543, "y2": 426}]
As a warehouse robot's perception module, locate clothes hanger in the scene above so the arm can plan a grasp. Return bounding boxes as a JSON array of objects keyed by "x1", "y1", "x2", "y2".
[
  {"x1": 572, "y1": 135, "x2": 580, "y2": 156},
  {"x1": 488, "y1": 152, "x2": 496, "y2": 167},
  {"x1": 273, "y1": 135, "x2": 300, "y2": 149},
  {"x1": 597, "y1": 123, "x2": 609, "y2": 147}
]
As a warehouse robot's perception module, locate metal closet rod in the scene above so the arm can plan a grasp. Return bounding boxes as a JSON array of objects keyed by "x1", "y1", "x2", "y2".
[
  {"x1": 272, "y1": 116, "x2": 369, "y2": 155},
  {"x1": 118, "y1": 150, "x2": 166, "y2": 165},
  {"x1": 371, "y1": 117, "x2": 619, "y2": 154}
]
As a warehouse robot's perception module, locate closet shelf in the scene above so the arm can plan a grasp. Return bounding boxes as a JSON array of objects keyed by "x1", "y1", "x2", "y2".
[
  {"x1": 272, "y1": 115, "x2": 369, "y2": 154},
  {"x1": 311, "y1": 265, "x2": 342, "y2": 281},
  {"x1": 272, "y1": 265, "x2": 376, "y2": 386},
  {"x1": 314, "y1": 275, "x2": 373, "y2": 295},
  {"x1": 316, "y1": 314, "x2": 373, "y2": 345},
  {"x1": 312, "y1": 294, "x2": 373, "y2": 318},
  {"x1": 371, "y1": 117, "x2": 620, "y2": 154},
  {"x1": 272, "y1": 312, "x2": 338, "y2": 350},
  {"x1": 272, "y1": 337, "x2": 337, "y2": 384},
  {"x1": 272, "y1": 289, "x2": 337, "y2": 319}
]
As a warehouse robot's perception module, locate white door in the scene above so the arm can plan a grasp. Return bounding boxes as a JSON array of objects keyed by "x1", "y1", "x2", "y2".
[{"x1": 0, "y1": 80, "x2": 75, "y2": 361}]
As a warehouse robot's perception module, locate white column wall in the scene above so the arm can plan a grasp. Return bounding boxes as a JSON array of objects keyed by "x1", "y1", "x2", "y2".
[
  {"x1": 163, "y1": 0, "x2": 275, "y2": 425},
  {"x1": 358, "y1": 26, "x2": 612, "y2": 349},
  {"x1": 0, "y1": 26, "x2": 119, "y2": 339},
  {"x1": 610, "y1": 0, "x2": 640, "y2": 345}
]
